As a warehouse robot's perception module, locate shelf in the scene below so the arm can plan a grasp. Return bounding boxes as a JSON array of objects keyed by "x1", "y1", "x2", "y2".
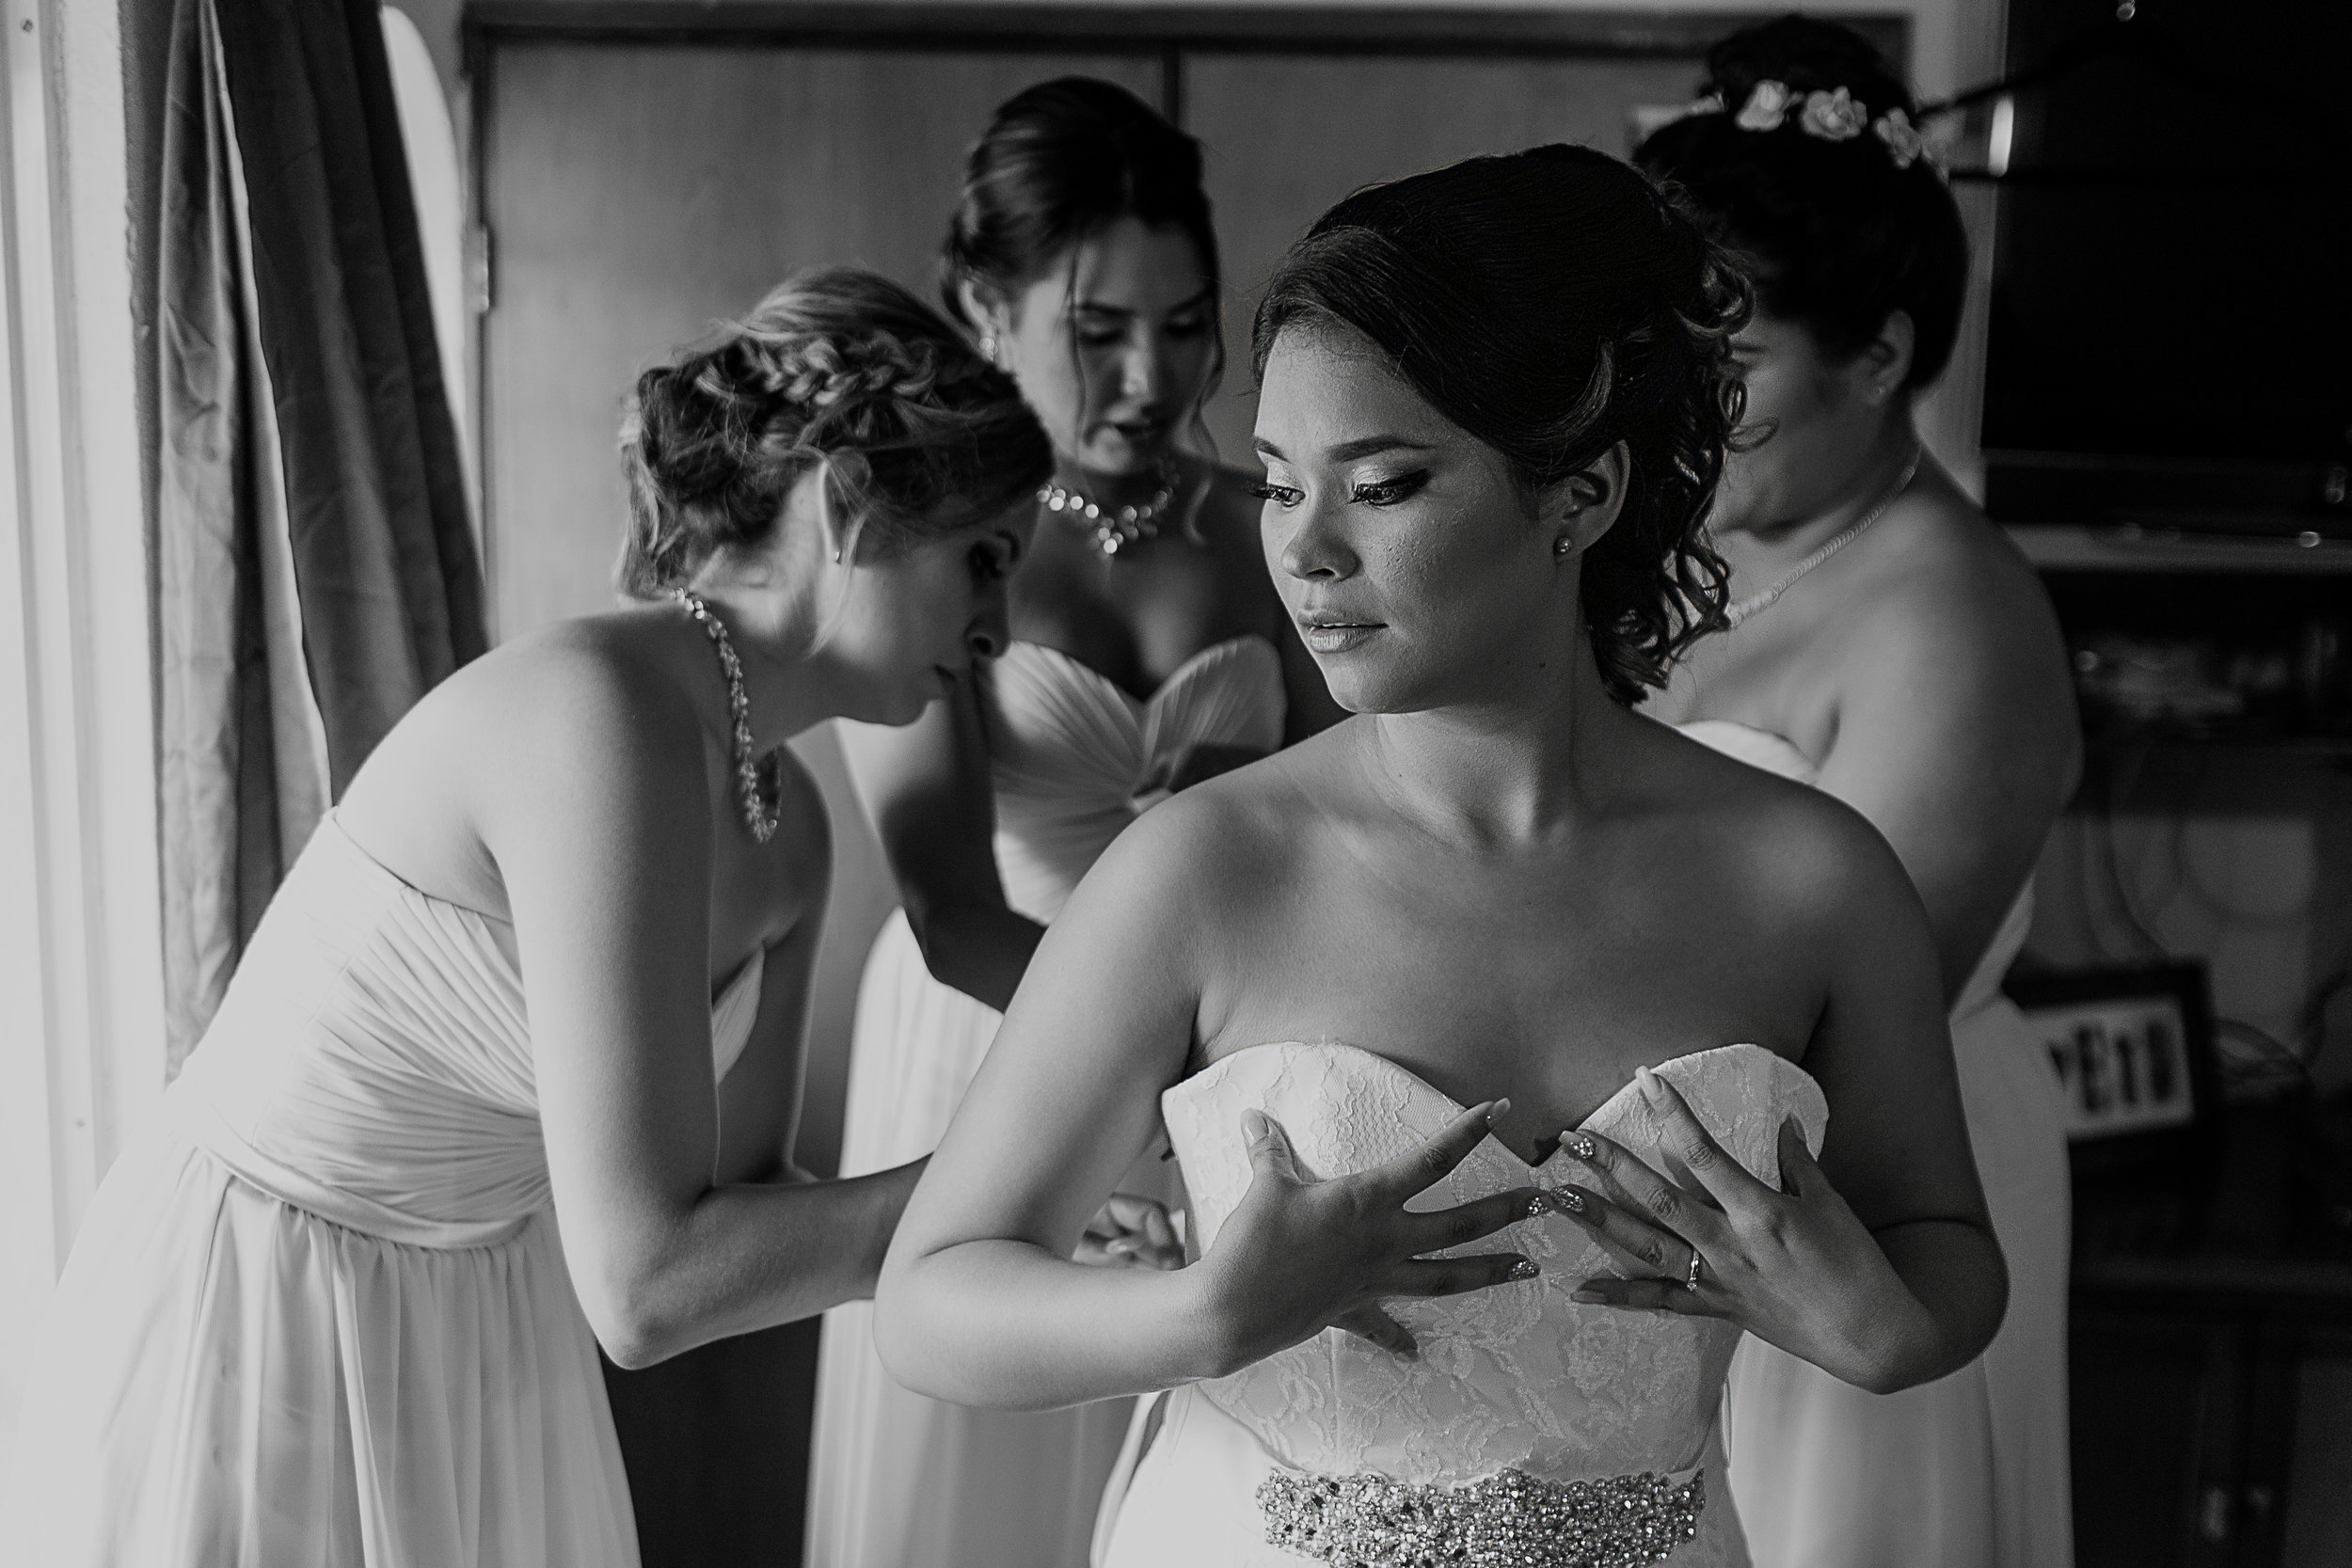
[{"x1": 2008, "y1": 524, "x2": 2352, "y2": 574}]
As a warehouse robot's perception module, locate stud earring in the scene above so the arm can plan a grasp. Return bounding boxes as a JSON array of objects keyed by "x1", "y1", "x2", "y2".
[
  {"x1": 978, "y1": 330, "x2": 1000, "y2": 364},
  {"x1": 1554, "y1": 536, "x2": 1574, "y2": 557}
]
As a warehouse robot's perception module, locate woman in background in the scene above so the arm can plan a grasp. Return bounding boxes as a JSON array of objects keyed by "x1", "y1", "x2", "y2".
[
  {"x1": 807, "y1": 77, "x2": 1338, "y2": 1568},
  {"x1": 1640, "y1": 18, "x2": 2081, "y2": 1568},
  {"x1": 0, "y1": 268, "x2": 1049, "y2": 1568}
]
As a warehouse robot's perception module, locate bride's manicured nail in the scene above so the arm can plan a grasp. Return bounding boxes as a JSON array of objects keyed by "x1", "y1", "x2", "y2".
[
  {"x1": 1563, "y1": 1132, "x2": 1597, "y2": 1162},
  {"x1": 1549, "y1": 1187, "x2": 1585, "y2": 1214},
  {"x1": 1507, "y1": 1259, "x2": 1540, "y2": 1280},
  {"x1": 1525, "y1": 1194, "x2": 1550, "y2": 1218},
  {"x1": 1486, "y1": 1098, "x2": 1513, "y2": 1126},
  {"x1": 1570, "y1": 1289, "x2": 1608, "y2": 1305}
]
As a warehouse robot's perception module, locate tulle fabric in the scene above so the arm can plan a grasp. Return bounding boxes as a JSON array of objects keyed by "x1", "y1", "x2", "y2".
[
  {"x1": 0, "y1": 816, "x2": 765, "y2": 1567},
  {"x1": 808, "y1": 636, "x2": 1285, "y2": 1568},
  {"x1": 1678, "y1": 719, "x2": 2074, "y2": 1568}
]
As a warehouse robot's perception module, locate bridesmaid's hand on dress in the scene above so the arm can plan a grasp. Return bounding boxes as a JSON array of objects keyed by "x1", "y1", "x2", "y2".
[
  {"x1": 1546, "y1": 1068, "x2": 1945, "y2": 1394},
  {"x1": 1074, "y1": 1194, "x2": 1185, "y2": 1271},
  {"x1": 1193, "y1": 1101, "x2": 1549, "y2": 1376}
]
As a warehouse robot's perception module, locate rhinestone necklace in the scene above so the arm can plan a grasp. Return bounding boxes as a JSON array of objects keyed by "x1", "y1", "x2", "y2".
[
  {"x1": 1039, "y1": 464, "x2": 1179, "y2": 557},
  {"x1": 1722, "y1": 442, "x2": 1923, "y2": 629},
  {"x1": 672, "y1": 589, "x2": 778, "y2": 844}
]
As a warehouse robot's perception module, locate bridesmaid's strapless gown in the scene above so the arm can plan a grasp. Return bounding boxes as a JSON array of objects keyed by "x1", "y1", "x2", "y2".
[
  {"x1": 1679, "y1": 719, "x2": 2074, "y2": 1568},
  {"x1": 0, "y1": 816, "x2": 767, "y2": 1567},
  {"x1": 1096, "y1": 1041, "x2": 1827, "y2": 1567},
  {"x1": 808, "y1": 636, "x2": 1287, "y2": 1568}
]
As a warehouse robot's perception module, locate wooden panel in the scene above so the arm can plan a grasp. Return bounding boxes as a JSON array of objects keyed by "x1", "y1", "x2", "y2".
[
  {"x1": 1185, "y1": 52, "x2": 1708, "y2": 462},
  {"x1": 483, "y1": 41, "x2": 1161, "y2": 640}
]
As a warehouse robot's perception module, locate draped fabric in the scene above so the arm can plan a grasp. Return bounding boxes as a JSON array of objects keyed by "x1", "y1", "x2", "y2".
[{"x1": 154, "y1": 0, "x2": 485, "y2": 1069}]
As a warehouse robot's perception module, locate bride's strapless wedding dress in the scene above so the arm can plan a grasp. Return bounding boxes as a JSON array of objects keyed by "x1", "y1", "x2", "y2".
[
  {"x1": 1096, "y1": 1040, "x2": 1828, "y2": 1568},
  {"x1": 808, "y1": 636, "x2": 1287, "y2": 1568},
  {"x1": 0, "y1": 815, "x2": 767, "y2": 1566},
  {"x1": 1678, "y1": 720, "x2": 2074, "y2": 1568}
]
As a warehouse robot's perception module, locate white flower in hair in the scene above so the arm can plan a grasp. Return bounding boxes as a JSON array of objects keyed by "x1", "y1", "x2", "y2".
[
  {"x1": 1800, "y1": 87, "x2": 1869, "y2": 142},
  {"x1": 1874, "y1": 107, "x2": 1924, "y2": 169},
  {"x1": 1735, "y1": 80, "x2": 1793, "y2": 132}
]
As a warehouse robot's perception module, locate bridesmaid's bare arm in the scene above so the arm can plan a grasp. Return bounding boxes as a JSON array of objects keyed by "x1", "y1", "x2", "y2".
[{"x1": 838, "y1": 673, "x2": 1041, "y2": 1014}]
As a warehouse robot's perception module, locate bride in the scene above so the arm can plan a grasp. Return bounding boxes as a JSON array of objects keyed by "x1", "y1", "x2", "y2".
[{"x1": 872, "y1": 146, "x2": 2009, "y2": 1566}]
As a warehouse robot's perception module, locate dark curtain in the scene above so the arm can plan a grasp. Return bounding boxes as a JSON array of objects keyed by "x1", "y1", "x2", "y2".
[
  {"x1": 211, "y1": 0, "x2": 485, "y2": 795},
  {"x1": 154, "y1": 0, "x2": 485, "y2": 1066}
]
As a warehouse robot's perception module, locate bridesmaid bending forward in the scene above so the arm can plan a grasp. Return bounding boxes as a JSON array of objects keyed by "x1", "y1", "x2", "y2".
[{"x1": 0, "y1": 268, "x2": 1049, "y2": 1568}]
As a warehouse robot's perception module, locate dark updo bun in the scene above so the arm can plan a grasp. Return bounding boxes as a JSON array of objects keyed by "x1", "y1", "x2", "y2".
[
  {"x1": 1636, "y1": 14, "x2": 1967, "y2": 387},
  {"x1": 1253, "y1": 144, "x2": 1747, "y2": 707},
  {"x1": 618, "y1": 266, "x2": 1053, "y2": 598},
  {"x1": 941, "y1": 76, "x2": 1219, "y2": 320}
]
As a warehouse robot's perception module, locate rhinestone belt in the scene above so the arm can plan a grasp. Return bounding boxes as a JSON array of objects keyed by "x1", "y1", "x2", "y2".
[{"x1": 1258, "y1": 1464, "x2": 1704, "y2": 1568}]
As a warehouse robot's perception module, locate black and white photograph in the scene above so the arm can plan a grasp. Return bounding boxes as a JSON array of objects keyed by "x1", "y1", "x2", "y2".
[{"x1": 1, "y1": 2, "x2": 2347, "y2": 1565}]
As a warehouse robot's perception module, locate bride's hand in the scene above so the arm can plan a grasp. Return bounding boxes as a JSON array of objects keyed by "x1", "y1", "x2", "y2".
[
  {"x1": 1194, "y1": 1100, "x2": 1549, "y2": 1375},
  {"x1": 1547, "y1": 1068, "x2": 1941, "y2": 1392},
  {"x1": 1073, "y1": 1194, "x2": 1185, "y2": 1271}
]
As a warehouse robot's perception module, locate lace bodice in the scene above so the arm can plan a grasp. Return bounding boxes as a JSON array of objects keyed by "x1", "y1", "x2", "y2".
[
  {"x1": 1675, "y1": 718, "x2": 2033, "y2": 1020},
  {"x1": 984, "y1": 635, "x2": 1286, "y2": 924},
  {"x1": 1162, "y1": 1041, "x2": 1826, "y2": 1489},
  {"x1": 169, "y1": 816, "x2": 764, "y2": 1247}
]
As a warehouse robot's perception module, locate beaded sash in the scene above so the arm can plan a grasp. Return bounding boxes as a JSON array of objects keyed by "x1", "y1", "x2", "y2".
[{"x1": 1257, "y1": 1465, "x2": 1704, "y2": 1568}]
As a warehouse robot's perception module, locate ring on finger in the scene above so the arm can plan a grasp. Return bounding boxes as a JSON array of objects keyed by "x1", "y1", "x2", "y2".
[{"x1": 1684, "y1": 1249, "x2": 1703, "y2": 1292}]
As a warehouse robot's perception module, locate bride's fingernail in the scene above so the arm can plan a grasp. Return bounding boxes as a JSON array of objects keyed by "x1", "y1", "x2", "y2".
[
  {"x1": 1525, "y1": 1194, "x2": 1550, "y2": 1218},
  {"x1": 1563, "y1": 1132, "x2": 1597, "y2": 1162},
  {"x1": 1507, "y1": 1259, "x2": 1541, "y2": 1280},
  {"x1": 1551, "y1": 1188, "x2": 1586, "y2": 1214},
  {"x1": 1487, "y1": 1098, "x2": 1513, "y2": 1125},
  {"x1": 1571, "y1": 1289, "x2": 1608, "y2": 1305}
]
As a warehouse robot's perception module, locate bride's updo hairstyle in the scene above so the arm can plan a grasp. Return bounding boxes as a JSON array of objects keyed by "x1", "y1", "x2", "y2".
[
  {"x1": 1635, "y1": 15, "x2": 1967, "y2": 388},
  {"x1": 1252, "y1": 144, "x2": 1746, "y2": 706},
  {"x1": 939, "y1": 76, "x2": 1218, "y2": 331},
  {"x1": 617, "y1": 266, "x2": 1051, "y2": 598}
]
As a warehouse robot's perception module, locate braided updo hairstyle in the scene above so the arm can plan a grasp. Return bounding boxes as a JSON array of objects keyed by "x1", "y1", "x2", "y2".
[
  {"x1": 617, "y1": 266, "x2": 1052, "y2": 598},
  {"x1": 1635, "y1": 15, "x2": 1968, "y2": 388},
  {"x1": 1252, "y1": 144, "x2": 1748, "y2": 706}
]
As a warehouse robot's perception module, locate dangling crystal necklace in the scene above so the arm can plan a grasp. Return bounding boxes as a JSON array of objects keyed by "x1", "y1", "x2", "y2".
[
  {"x1": 672, "y1": 589, "x2": 778, "y2": 844},
  {"x1": 1038, "y1": 463, "x2": 1179, "y2": 557},
  {"x1": 1722, "y1": 443, "x2": 1923, "y2": 629}
]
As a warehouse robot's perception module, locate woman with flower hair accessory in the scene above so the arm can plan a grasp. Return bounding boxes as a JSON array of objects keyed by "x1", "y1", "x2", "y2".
[{"x1": 1640, "y1": 16, "x2": 2079, "y2": 1568}]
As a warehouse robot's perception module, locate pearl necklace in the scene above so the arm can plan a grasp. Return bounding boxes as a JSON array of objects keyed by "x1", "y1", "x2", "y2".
[
  {"x1": 1722, "y1": 444, "x2": 1923, "y2": 630},
  {"x1": 672, "y1": 589, "x2": 778, "y2": 844},
  {"x1": 1039, "y1": 465, "x2": 1179, "y2": 557}
]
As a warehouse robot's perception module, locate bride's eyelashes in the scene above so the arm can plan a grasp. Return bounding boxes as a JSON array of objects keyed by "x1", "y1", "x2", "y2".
[
  {"x1": 1349, "y1": 470, "x2": 1429, "y2": 508},
  {"x1": 1245, "y1": 470, "x2": 1431, "y2": 510}
]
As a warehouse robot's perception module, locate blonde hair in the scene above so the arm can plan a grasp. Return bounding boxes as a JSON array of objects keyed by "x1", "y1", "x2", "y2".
[{"x1": 617, "y1": 266, "x2": 1052, "y2": 598}]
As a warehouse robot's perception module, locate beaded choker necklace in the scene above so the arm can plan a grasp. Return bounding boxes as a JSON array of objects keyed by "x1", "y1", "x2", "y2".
[
  {"x1": 672, "y1": 589, "x2": 779, "y2": 844},
  {"x1": 1039, "y1": 464, "x2": 1179, "y2": 557},
  {"x1": 1722, "y1": 444, "x2": 1923, "y2": 630}
]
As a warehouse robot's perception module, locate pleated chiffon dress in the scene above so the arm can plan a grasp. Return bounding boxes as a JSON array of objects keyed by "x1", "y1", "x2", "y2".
[
  {"x1": 0, "y1": 815, "x2": 765, "y2": 1567},
  {"x1": 807, "y1": 635, "x2": 1286, "y2": 1568}
]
